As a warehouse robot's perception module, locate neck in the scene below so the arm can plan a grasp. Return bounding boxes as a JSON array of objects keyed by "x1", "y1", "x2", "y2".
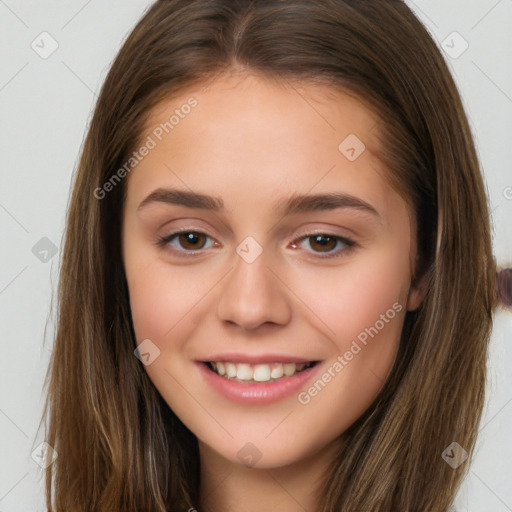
[{"x1": 197, "y1": 439, "x2": 339, "y2": 512}]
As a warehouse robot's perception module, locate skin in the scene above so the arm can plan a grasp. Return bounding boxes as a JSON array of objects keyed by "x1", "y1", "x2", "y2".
[{"x1": 122, "y1": 71, "x2": 424, "y2": 512}]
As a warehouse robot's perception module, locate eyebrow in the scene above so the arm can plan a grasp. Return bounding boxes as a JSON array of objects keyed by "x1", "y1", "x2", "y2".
[{"x1": 137, "y1": 187, "x2": 381, "y2": 218}]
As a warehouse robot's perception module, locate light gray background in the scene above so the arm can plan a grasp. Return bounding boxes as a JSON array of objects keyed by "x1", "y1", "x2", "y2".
[{"x1": 0, "y1": 1, "x2": 510, "y2": 510}]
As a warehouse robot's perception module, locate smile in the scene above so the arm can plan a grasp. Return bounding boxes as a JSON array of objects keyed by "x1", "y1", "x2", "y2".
[
  {"x1": 198, "y1": 359, "x2": 322, "y2": 405},
  {"x1": 206, "y1": 361, "x2": 316, "y2": 383}
]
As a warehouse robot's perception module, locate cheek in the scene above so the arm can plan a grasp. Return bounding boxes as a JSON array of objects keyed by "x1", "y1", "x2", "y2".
[
  {"x1": 126, "y1": 258, "x2": 212, "y2": 343},
  {"x1": 287, "y1": 244, "x2": 410, "y2": 409},
  {"x1": 289, "y1": 244, "x2": 410, "y2": 344},
  {"x1": 290, "y1": 258, "x2": 408, "y2": 441}
]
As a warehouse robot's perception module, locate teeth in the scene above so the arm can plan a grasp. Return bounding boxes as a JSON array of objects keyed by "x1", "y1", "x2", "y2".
[
  {"x1": 208, "y1": 361, "x2": 312, "y2": 382},
  {"x1": 225, "y1": 362, "x2": 237, "y2": 378},
  {"x1": 253, "y1": 364, "x2": 271, "y2": 382},
  {"x1": 270, "y1": 365, "x2": 284, "y2": 379},
  {"x1": 283, "y1": 363, "x2": 296, "y2": 376},
  {"x1": 236, "y1": 363, "x2": 253, "y2": 380}
]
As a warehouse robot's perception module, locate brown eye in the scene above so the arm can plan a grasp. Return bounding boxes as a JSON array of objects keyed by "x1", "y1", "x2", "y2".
[
  {"x1": 308, "y1": 234, "x2": 338, "y2": 253},
  {"x1": 157, "y1": 230, "x2": 216, "y2": 255},
  {"x1": 290, "y1": 233, "x2": 355, "y2": 259},
  {"x1": 177, "y1": 232, "x2": 208, "y2": 250}
]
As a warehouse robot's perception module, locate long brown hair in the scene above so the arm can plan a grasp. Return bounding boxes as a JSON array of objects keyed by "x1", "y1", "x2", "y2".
[{"x1": 42, "y1": 1, "x2": 497, "y2": 510}]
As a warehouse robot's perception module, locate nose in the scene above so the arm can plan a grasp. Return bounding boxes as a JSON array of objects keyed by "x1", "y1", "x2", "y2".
[{"x1": 216, "y1": 248, "x2": 292, "y2": 331}]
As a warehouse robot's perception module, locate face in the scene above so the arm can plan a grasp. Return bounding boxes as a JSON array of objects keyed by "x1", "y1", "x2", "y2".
[{"x1": 122, "y1": 72, "x2": 423, "y2": 469}]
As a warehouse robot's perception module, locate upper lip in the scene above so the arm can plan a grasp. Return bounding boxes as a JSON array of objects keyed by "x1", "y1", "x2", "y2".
[{"x1": 198, "y1": 353, "x2": 319, "y2": 364}]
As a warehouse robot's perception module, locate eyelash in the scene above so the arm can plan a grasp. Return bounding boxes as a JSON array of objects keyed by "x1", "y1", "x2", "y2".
[{"x1": 155, "y1": 229, "x2": 356, "y2": 259}]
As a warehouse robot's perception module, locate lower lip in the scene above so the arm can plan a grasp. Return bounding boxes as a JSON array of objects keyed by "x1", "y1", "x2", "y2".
[{"x1": 197, "y1": 362, "x2": 322, "y2": 405}]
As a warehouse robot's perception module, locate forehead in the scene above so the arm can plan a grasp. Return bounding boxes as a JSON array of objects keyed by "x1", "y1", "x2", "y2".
[
  {"x1": 125, "y1": 72, "x2": 406, "y2": 224},
  {"x1": 144, "y1": 72, "x2": 382, "y2": 161}
]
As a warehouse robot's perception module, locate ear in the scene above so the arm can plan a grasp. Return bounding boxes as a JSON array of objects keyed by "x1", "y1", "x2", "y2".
[{"x1": 406, "y1": 272, "x2": 428, "y2": 311}]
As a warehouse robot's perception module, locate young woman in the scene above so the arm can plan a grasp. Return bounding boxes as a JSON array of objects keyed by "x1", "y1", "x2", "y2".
[{"x1": 42, "y1": 1, "x2": 498, "y2": 510}]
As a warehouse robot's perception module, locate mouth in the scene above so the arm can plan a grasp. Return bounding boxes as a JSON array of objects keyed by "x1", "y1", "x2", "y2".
[{"x1": 203, "y1": 360, "x2": 319, "y2": 384}]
